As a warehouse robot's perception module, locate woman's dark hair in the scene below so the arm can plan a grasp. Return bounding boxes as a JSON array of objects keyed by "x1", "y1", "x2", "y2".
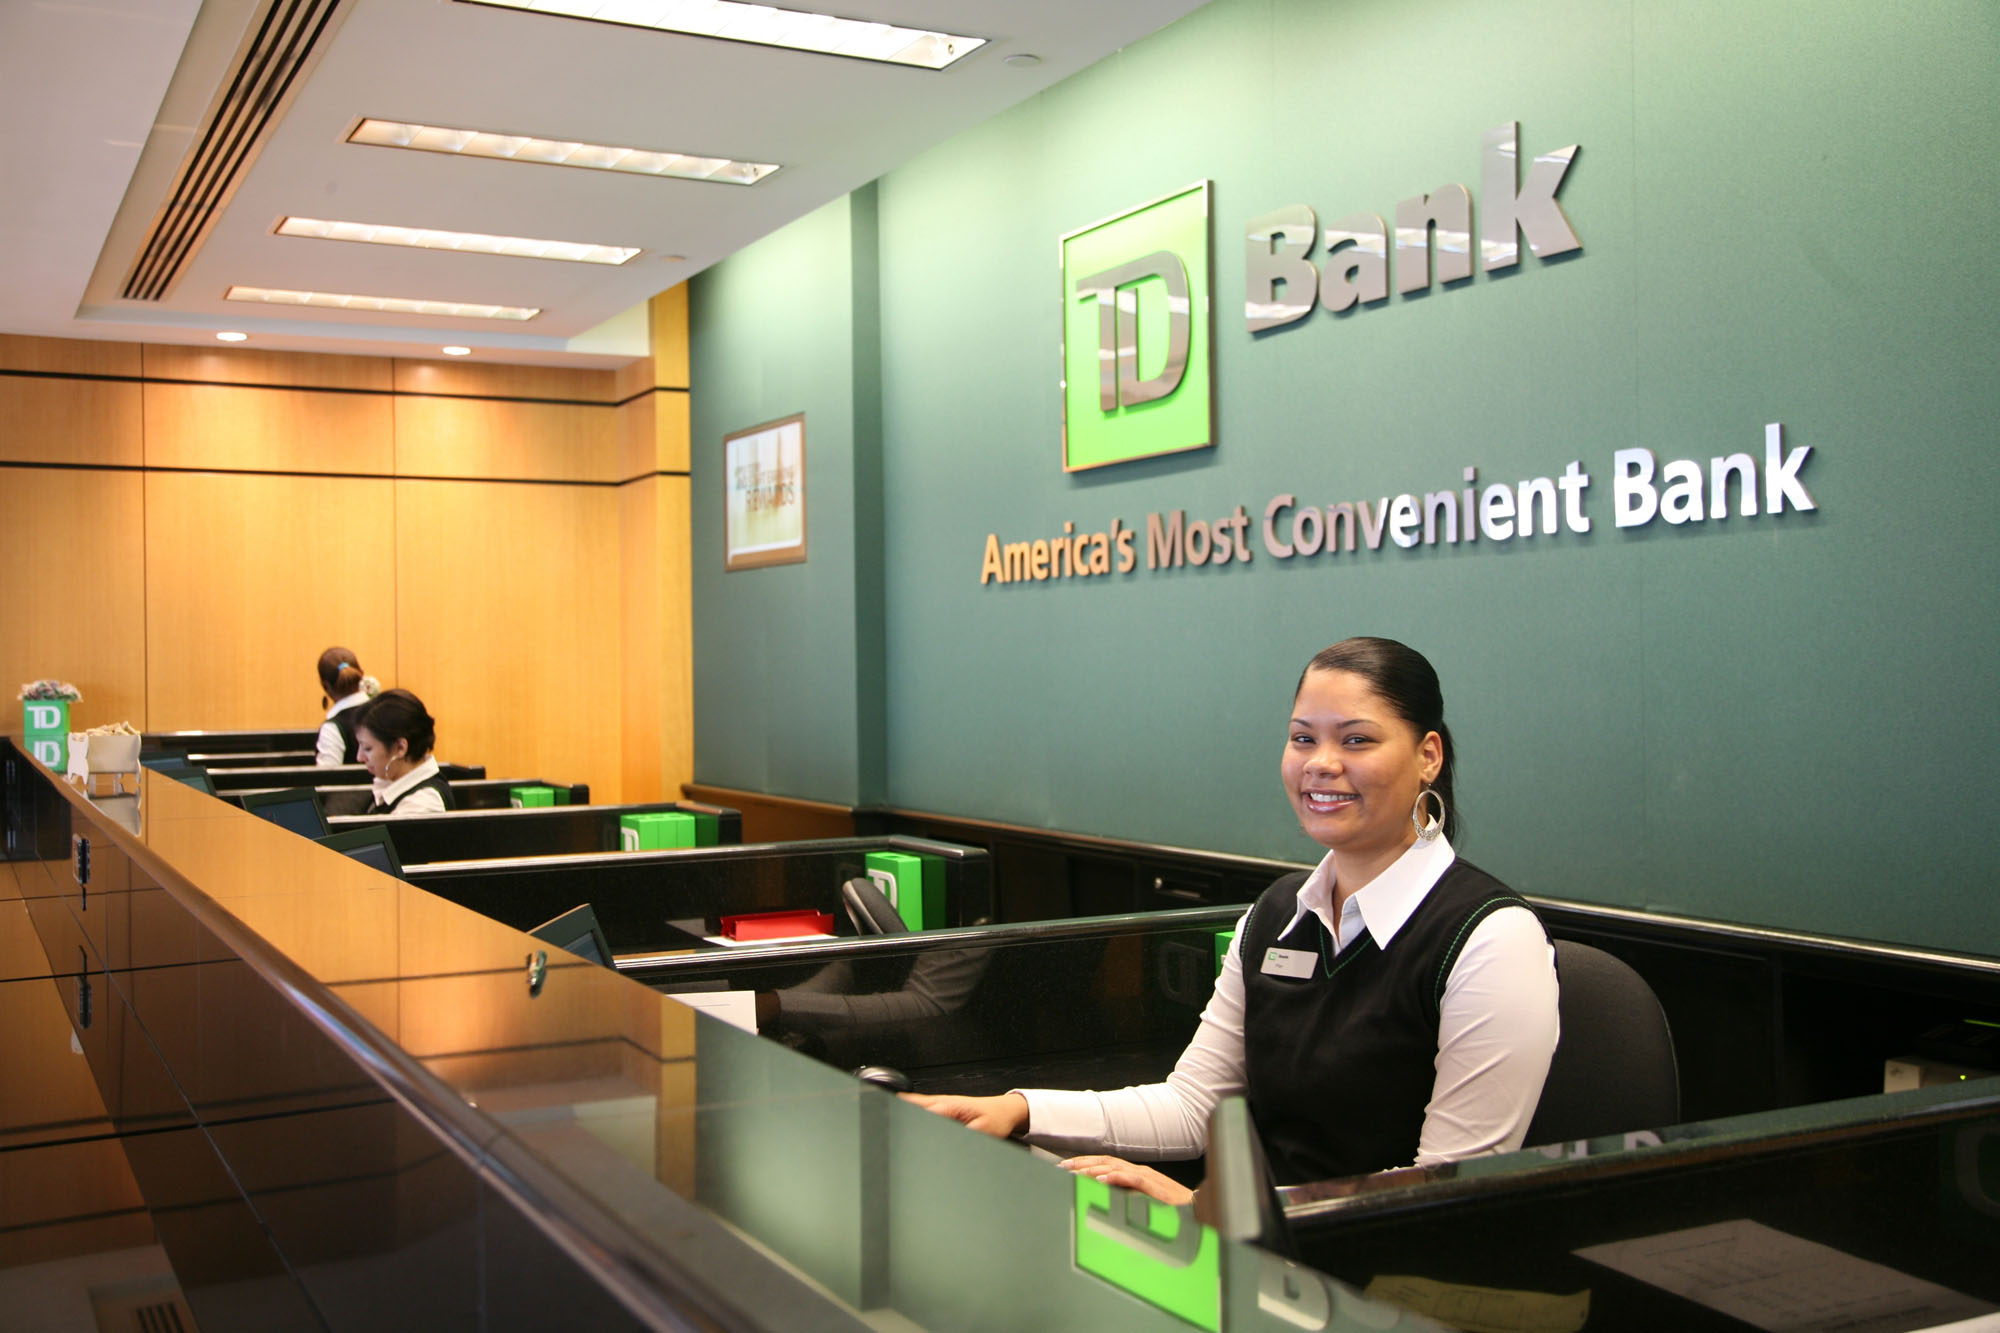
[
  {"x1": 317, "y1": 646, "x2": 364, "y2": 701},
  {"x1": 355, "y1": 689, "x2": 436, "y2": 761},
  {"x1": 1297, "y1": 637, "x2": 1459, "y2": 838}
]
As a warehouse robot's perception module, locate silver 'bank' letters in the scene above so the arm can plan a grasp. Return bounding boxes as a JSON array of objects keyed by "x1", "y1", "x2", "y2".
[{"x1": 1245, "y1": 121, "x2": 1581, "y2": 332}]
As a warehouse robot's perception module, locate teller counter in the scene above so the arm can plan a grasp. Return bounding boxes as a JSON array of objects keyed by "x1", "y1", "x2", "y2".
[{"x1": 1, "y1": 740, "x2": 1432, "y2": 1333}]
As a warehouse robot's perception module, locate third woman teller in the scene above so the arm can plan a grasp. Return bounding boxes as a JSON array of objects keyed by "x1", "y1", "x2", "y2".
[{"x1": 908, "y1": 636, "x2": 1560, "y2": 1203}]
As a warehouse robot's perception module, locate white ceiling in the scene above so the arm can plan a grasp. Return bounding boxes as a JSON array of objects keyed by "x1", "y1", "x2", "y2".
[{"x1": 0, "y1": 0, "x2": 1205, "y2": 367}]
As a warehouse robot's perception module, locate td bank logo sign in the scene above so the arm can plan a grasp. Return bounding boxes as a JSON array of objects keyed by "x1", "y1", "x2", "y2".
[{"x1": 1060, "y1": 182, "x2": 1213, "y2": 472}]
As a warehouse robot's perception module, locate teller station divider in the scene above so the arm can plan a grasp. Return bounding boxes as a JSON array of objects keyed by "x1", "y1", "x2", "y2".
[
  {"x1": 621, "y1": 906, "x2": 1240, "y2": 1100},
  {"x1": 1236, "y1": 1076, "x2": 2000, "y2": 1330},
  {"x1": 183, "y1": 749, "x2": 316, "y2": 769},
  {"x1": 225, "y1": 777, "x2": 577, "y2": 817},
  {"x1": 327, "y1": 800, "x2": 743, "y2": 865},
  {"x1": 828, "y1": 803, "x2": 2000, "y2": 1127},
  {"x1": 208, "y1": 762, "x2": 489, "y2": 794},
  {"x1": 140, "y1": 728, "x2": 321, "y2": 759},
  {"x1": 403, "y1": 836, "x2": 992, "y2": 959}
]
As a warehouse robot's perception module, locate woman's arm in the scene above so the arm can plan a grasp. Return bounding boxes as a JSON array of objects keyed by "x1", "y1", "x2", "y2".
[
  {"x1": 315, "y1": 720, "x2": 343, "y2": 767},
  {"x1": 1414, "y1": 905, "x2": 1560, "y2": 1165}
]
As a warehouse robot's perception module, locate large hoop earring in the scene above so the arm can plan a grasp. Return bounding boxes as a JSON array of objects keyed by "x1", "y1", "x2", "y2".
[{"x1": 1411, "y1": 787, "x2": 1446, "y2": 843}]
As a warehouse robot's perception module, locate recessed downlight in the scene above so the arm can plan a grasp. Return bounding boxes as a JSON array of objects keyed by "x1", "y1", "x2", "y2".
[
  {"x1": 441, "y1": 346, "x2": 472, "y2": 356},
  {"x1": 225, "y1": 285, "x2": 539, "y2": 321},
  {"x1": 215, "y1": 331, "x2": 249, "y2": 342},
  {"x1": 460, "y1": 0, "x2": 983, "y2": 69},
  {"x1": 277, "y1": 216, "x2": 639, "y2": 265},
  {"x1": 348, "y1": 118, "x2": 777, "y2": 185}
]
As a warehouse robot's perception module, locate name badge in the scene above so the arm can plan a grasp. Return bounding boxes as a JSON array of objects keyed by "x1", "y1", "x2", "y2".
[{"x1": 1261, "y1": 946, "x2": 1317, "y2": 979}]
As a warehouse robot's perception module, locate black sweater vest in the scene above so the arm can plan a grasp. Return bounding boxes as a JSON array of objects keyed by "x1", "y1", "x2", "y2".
[
  {"x1": 367, "y1": 770, "x2": 455, "y2": 815},
  {"x1": 1240, "y1": 858, "x2": 1537, "y2": 1183},
  {"x1": 331, "y1": 708, "x2": 361, "y2": 765}
]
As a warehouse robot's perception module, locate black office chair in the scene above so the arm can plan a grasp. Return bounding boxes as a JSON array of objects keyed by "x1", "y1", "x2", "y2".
[
  {"x1": 1522, "y1": 940, "x2": 1680, "y2": 1147},
  {"x1": 840, "y1": 876, "x2": 909, "y2": 936}
]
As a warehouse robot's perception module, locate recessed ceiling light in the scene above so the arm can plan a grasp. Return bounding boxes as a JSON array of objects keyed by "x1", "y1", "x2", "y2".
[
  {"x1": 441, "y1": 346, "x2": 472, "y2": 356},
  {"x1": 348, "y1": 118, "x2": 777, "y2": 185},
  {"x1": 460, "y1": 0, "x2": 983, "y2": 69},
  {"x1": 1004, "y1": 53, "x2": 1043, "y2": 67},
  {"x1": 225, "y1": 285, "x2": 539, "y2": 321},
  {"x1": 277, "y1": 216, "x2": 639, "y2": 265},
  {"x1": 215, "y1": 331, "x2": 249, "y2": 342}
]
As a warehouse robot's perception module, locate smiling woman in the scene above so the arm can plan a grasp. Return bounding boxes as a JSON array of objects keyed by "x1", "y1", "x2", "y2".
[{"x1": 906, "y1": 637, "x2": 1560, "y2": 1205}]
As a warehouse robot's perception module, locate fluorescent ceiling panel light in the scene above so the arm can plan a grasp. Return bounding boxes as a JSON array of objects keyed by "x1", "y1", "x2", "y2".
[
  {"x1": 277, "y1": 215, "x2": 639, "y2": 265},
  {"x1": 461, "y1": 0, "x2": 983, "y2": 69},
  {"x1": 348, "y1": 118, "x2": 778, "y2": 185},
  {"x1": 225, "y1": 286, "x2": 539, "y2": 321}
]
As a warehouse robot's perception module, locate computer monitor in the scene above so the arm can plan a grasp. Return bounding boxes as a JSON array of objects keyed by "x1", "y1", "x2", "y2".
[
  {"x1": 141, "y1": 754, "x2": 194, "y2": 775},
  {"x1": 240, "y1": 786, "x2": 330, "y2": 839},
  {"x1": 528, "y1": 902, "x2": 615, "y2": 969},
  {"x1": 171, "y1": 766, "x2": 217, "y2": 795},
  {"x1": 314, "y1": 826, "x2": 405, "y2": 879}
]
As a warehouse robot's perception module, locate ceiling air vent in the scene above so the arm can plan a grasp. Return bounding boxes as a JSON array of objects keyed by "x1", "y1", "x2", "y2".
[{"x1": 121, "y1": 0, "x2": 348, "y2": 301}]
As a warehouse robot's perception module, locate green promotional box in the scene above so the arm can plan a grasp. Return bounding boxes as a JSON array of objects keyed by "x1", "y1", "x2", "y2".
[
  {"x1": 621, "y1": 811, "x2": 696, "y2": 851},
  {"x1": 22, "y1": 700, "x2": 71, "y2": 770},
  {"x1": 1214, "y1": 930, "x2": 1235, "y2": 977},
  {"x1": 864, "y1": 850, "x2": 944, "y2": 932},
  {"x1": 688, "y1": 812, "x2": 720, "y2": 847},
  {"x1": 509, "y1": 785, "x2": 557, "y2": 808}
]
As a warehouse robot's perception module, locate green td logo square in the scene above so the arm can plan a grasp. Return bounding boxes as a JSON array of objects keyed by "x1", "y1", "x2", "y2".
[{"x1": 1061, "y1": 182, "x2": 1213, "y2": 472}]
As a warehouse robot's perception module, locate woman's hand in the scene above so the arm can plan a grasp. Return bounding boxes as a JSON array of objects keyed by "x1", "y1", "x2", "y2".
[
  {"x1": 1058, "y1": 1155, "x2": 1195, "y2": 1206},
  {"x1": 900, "y1": 1091, "x2": 1029, "y2": 1139}
]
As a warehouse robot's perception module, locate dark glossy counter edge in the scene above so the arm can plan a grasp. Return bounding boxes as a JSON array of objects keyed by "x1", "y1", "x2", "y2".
[{"x1": 14, "y1": 742, "x2": 866, "y2": 1332}]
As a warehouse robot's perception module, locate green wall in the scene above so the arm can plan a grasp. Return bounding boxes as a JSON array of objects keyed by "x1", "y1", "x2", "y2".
[{"x1": 692, "y1": 0, "x2": 2000, "y2": 950}]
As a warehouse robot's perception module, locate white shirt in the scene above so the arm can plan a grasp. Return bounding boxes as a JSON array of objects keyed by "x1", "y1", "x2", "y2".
[
  {"x1": 316, "y1": 691, "x2": 370, "y2": 767},
  {"x1": 1019, "y1": 834, "x2": 1560, "y2": 1172},
  {"x1": 369, "y1": 755, "x2": 447, "y2": 816}
]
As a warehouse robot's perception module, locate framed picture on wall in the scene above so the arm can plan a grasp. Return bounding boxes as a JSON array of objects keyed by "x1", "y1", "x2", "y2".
[{"x1": 723, "y1": 413, "x2": 807, "y2": 571}]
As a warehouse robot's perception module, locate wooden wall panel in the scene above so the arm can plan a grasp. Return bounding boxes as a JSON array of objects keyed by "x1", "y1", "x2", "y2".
[
  {"x1": 144, "y1": 383, "x2": 395, "y2": 474},
  {"x1": 395, "y1": 479, "x2": 620, "y2": 801},
  {"x1": 618, "y1": 477, "x2": 692, "y2": 801},
  {"x1": 142, "y1": 345, "x2": 392, "y2": 391},
  {"x1": 650, "y1": 284, "x2": 689, "y2": 389},
  {"x1": 392, "y1": 359, "x2": 616, "y2": 403},
  {"x1": 616, "y1": 390, "x2": 690, "y2": 480},
  {"x1": 0, "y1": 469, "x2": 148, "y2": 728},
  {"x1": 0, "y1": 377, "x2": 142, "y2": 467},
  {"x1": 0, "y1": 334, "x2": 141, "y2": 376},
  {"x1": 393, "y1": 396, "x2": 617, "y2": 483},
  {"x1": 144, "y1": 472, "x2": 398, "y2": 730}
]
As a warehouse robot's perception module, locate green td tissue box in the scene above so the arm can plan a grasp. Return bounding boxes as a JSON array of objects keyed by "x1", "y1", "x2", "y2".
[
  {"x1": 22, "y1": 700, "x2": 71, "y2": 770},
  {"x1": 509, "y1": 785, "x2": 557, "y2": 808},
  {"x1": 1214, "y1": 929, "x2": 1235, "y2": 977},
  {"x1": 621, "y1": 811, "x2": 696, "y2": 851},
  {"x1": 864, "y1": 850, "x2": 945, "y2": 932}
]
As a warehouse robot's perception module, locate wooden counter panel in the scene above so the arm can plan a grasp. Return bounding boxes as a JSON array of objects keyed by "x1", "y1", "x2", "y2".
[
  {"x1": 144, "y1": 382, "x2": 395, "y2": 475},
  {"x1": 0, "y1": 376, "x2": 143, "y2": 467},
  {"x1": 0, "y1": 468, "x2": 148, "y2": 727},
  {"x1": 144, "y1": 471, "x2": 397, "y2": 730},
  {"x1": 393, "y1": 396, "x2": 616, "y2": 483},
  {"x1": 395, "y1": 478, "x2": 620, "y2": 800}
]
